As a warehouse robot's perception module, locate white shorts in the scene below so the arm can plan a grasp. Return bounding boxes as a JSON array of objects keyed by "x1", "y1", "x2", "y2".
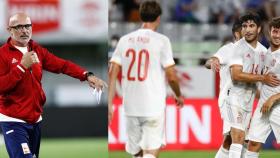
[
  {"x1": 125, "y1": 114, "x2": 166, "y2": 155},
  {"x1": 219, "y1": 103, "x2": 231, "y2": 135},
  {"x1": 224, "y1": 101, "x2": 252, "y2": 131},
  {"x1": 247, "y1": 105, "x2": 280, "y2": 144}
]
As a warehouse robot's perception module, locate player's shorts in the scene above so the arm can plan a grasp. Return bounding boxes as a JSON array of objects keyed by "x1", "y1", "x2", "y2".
[
  {"x1": 247, "y1": 104, "x2": 280, "y2": 144},
  {"x1": 219, "y1": 101, "x2": 231, "y2": 135},
  {"x1": 224, "y1": 100, "x2": 252, "y2": 131},
  {"x1": 125, "y1": 114, "x2": 166, "y2": 155},
  {"x1": 0, "y1": 121, "x2": 42, "y2": 158}
]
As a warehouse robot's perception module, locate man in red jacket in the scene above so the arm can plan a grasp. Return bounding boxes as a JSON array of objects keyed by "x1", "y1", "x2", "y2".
[{"x1": 0, "y1": 13, "x2": 107, "y2": 158}]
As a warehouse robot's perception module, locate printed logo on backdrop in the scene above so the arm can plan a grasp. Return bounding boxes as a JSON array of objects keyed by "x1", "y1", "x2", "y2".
[
  {"x1": 109, "y1": 98, "x2": 222, "y2": 150},
  {"x1": 174, "y1": 69, "x2": 192, "y2": 95},
  {"x1": 61, "y1": 0, "x2": 107, "y2": 38},
  {"x1": 7, "y1": 0, "x2": 60, "y2": 34},
  {"x1": 80, "y1": 1, "x2": 101, "y2": 27}
]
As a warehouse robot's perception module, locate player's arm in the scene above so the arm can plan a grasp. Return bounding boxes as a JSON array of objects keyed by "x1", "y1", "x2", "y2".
[
  {"x1": 261, "y1": 92, "x2": 280, "y2": 114},
  {"x1": 165, "y1": 65, "x2": 184, "y2": 107},
  {"x1": 204, "y1": 57, "x2": 220, "y2": 72},
  {"x1": 108, "y1": 62, "x2": 121, "y2": 124},
  {"x1": 205, "y1": 45, "x2": 230, "y2": 71},
  {"x1": 255, "y1": 89, "x2": 260, "y2": 99},
  {"x1": 255, "y1": 82, "x2": 262, "y2": 99},
  {"x1": 230, "y1": 65, "x2": 280, "y2": 86}
]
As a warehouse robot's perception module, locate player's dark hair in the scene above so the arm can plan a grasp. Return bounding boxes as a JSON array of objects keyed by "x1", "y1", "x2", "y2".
[
  {"x1": 139, "y1": 0, "x2": 162, "y2": 22},
  {"x1": 269, "y1": 17, "x2": 280, "y2": 30},
  {"x1": 239, "y1": 12, "x2": 262, "y2": 27},
  {"x1": 232, "y1": 18, "x2": 242, "y2": 34}
]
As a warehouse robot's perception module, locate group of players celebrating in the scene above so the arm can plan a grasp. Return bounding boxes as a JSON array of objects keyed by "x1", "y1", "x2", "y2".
[
  {"x1": 206, "y1": 12, "x2": 280, "y2": 158},
  {"x1": 109, "y1": 0, "x2": 280, "y2": 158}
]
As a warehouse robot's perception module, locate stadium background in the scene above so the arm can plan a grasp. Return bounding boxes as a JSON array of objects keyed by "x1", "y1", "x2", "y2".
[
  {"x1": 109, "y1": 0, "x2": 280, "y2": 157},
  {"x1": 0, "y1": 0, "x2": 108, "y2": 158}
]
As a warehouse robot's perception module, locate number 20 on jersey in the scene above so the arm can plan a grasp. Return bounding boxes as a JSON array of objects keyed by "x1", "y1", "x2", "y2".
[{"x1": 126, "y1": 49, "x2": 149, "y2": 81}]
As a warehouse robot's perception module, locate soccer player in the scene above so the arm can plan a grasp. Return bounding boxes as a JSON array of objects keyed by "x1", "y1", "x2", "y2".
[
  {"x1": 227, "y1": 12, "x2": 280, "y2": 158},
  {"x1": 0, "y1": 13, "x2": 107, "y2": 158},
  {"x1": 245, "y1": 17, "x2": 280, "y2": 158},
  {"x1": 205, "y1": 19, "x2": 242, "y2": 158},
  {"x1": 108, "y1": 1, "x2": 184, "y2": 158}
]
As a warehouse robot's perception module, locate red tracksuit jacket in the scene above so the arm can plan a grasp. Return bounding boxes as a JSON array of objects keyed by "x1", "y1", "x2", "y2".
[{"x1": 0, "y1": 38, "x2": 87, "y2": 124}]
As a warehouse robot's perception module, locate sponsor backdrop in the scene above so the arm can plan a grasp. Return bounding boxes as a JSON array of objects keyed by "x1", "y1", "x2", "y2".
[
  {"x1": 109, "y1": 98, "x2": 278, "y2": 150},
  {"x1": 0, "y1": 0, "x2": 107, "y2": 42},
  {"x1": 109, "y1": 98, "x2": 222, "y2": 150}
]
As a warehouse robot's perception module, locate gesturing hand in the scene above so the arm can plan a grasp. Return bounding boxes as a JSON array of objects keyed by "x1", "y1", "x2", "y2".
[
  {"x1": 87, "y1": 75, "x2": 108, "y2": 91},
  {"x1": 20, "y1": 51, "x2": 39, "y2": 69},
  {"x1": 210, "y1": 58, "x2": 220, "y2": 72}
]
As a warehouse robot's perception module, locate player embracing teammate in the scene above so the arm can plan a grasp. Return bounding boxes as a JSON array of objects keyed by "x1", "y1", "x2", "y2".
[
  {"x1": 205, "y1": 18, "x2": 243, "y2": 158},
  {"x1": 245, "y1": 17, "x2": 280, "y2": 158},
  {"x1": 207, "y1": 12, "x2": 280, "y2": 158}
]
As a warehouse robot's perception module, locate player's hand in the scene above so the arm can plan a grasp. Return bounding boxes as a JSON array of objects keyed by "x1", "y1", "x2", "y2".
[
  {"x1": 261, "y1": 97, "x2": 275, "y2": 114},
  {"x1": 87, "y1": 75, "x2": 108, "y2": 91},
  {"x1": 210, "y1": 58, "x2": 220, "y2": 72},
  {"x1": 20, "y1": 51, "x2": 39, "y2": 69},
  {"x1": 263, "y1": 73, "x2": 280, "y2": 87},
  {"x1": 108, "y1": 103, "x2": 113, "y2": 124},
  {"x1": 175, "y1": 96, "x2": 184, "y2": 108}
]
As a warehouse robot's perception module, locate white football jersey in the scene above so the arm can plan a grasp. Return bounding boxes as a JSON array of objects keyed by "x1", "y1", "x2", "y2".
[
  {"x1": 259, "y1": 48, "x2": 280, "y2": 111},
  {"x1": 228, "y1": 38, "x2": 267, "y2": 111},
  {"x1": 213, "y1": 42, "x2": 234, "y2": 107},
  {"x1": 110, "y1": 28, "x2": 175, "y2": 117}
]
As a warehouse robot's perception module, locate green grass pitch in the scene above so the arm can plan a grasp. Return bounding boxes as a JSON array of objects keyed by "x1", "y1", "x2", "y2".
[
  {"x1": 0, "y1": 138, "x2": 279, "y2": 158},
  {"x1": 0, "y1": 137, "x2": 108, "y2": 158},
  {"x1": 109, "y1": 150, "x2": 280, "y2": 158}
]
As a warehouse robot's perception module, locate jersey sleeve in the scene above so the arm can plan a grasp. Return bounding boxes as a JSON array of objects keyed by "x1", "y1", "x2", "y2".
[
  {"x1": 213, "y1": 45, "x2": 230, "y2": 65},
  {"x1": 110, "y1": 38, "x2": 123, "y2": 66},
  {"x1": 229, "y1": 44, "x2": 243, "y2": 67},
  {"x1": 160, "y1": 37, "x2": 175, "y2": 68}
]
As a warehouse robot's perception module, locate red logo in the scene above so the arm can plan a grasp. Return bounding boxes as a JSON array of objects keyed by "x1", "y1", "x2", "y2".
[
  {"x1": 8, "y1": 0, "x2": 60, "y2": 34},
  {"x1": 80, "y1": 1, "x2": 100, "y2": 27},
  {"x1": 246, "y1": 53, "x2": 251, "y2": 58}
]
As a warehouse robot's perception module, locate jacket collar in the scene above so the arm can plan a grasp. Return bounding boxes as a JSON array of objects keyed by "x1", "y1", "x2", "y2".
[{"x1": 6, "y1": 37, "x2": 36, "y2": 51}]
